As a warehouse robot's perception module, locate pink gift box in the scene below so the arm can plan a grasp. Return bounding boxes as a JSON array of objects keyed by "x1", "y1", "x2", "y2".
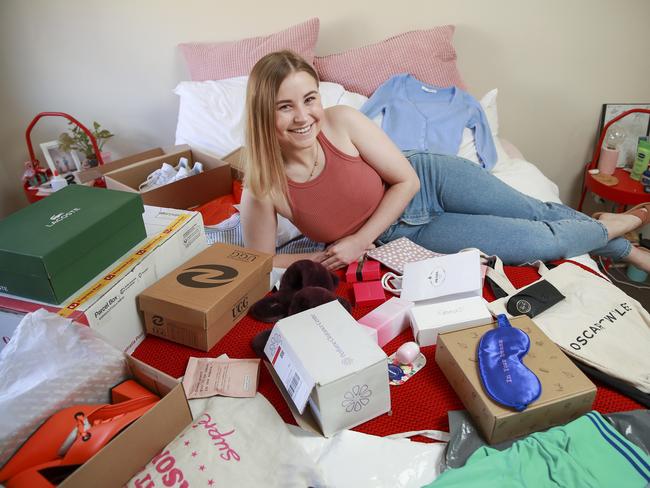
[
  {"x1": 358, "y1": 297, "x2": 414, "y2": 347},
  {"x1": 346, "y1": 259, "x2": 382, "y2": 283},
  {"x1": 352, "y1": 281, "x2": 386, "y2": 308}
]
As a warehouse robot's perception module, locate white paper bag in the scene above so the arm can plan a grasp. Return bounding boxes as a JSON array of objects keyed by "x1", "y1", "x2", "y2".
[{"x1": 400, "y1": 250, "x2": 482, "y2": 303}]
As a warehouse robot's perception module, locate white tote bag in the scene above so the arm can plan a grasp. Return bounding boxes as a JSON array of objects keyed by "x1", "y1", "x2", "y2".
[
  {"x1": 126, "y1": 394, "x2": 326, "y2": 488},
  {"x1": 485, "y1": 259, "x2": 650, "y2": 394}
]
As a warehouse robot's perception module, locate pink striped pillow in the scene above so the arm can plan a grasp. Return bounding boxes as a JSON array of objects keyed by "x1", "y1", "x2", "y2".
[
  {"x1": 314, "y1": 25, "x2": 466, "y2": 97},
  {"x1": 179, "y1": 18, "x2": 319, "y2": 81}
]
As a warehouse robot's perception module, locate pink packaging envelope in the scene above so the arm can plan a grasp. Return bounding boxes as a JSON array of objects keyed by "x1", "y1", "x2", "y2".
[
  {"x1": 358, "y1": 297, "x2": 414, "y2": 347},
  {"x1": 346, "y1": 260, "x2": 382, "y2": 283},
  {"x1": 352, "y1": 281, "x2": 386, "y2": 308}
]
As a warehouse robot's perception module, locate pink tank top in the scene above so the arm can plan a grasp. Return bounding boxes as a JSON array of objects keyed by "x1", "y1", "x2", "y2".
[{"x1": 287, "y1": 132, "x2": 385, "y2": 243}]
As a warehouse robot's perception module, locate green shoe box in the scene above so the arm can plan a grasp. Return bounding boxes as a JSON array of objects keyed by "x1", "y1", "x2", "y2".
[{"x1": 0, "y1": 185, "x2": 146, "y2": 303}]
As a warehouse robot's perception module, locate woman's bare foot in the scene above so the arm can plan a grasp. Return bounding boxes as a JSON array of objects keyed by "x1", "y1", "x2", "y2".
[
  {"x1": 597, "y1": 210, "x2": 647, "y2": 239},
  {"x1": 623, "y1": 246, "x2": 650, "y2": 273}
]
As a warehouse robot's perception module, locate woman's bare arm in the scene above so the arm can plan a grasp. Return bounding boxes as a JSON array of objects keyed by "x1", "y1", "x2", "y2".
[
  {"x1": 240, "y1": 188, "x2": 326, "y2": 268},
  {"x1": 320, "y1": 106, "x2": 420, "y2": 269}
]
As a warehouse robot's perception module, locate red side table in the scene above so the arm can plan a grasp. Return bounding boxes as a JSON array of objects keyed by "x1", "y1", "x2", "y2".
[{"x1": 577, "y1": 108, "x2": 650, "y2": 212}]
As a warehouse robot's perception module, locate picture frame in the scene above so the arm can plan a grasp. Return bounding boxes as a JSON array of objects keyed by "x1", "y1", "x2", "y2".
[
  {"x1": 597, "y1": 103, "x2": 650, "y2": 166},
  {"x1": 40, "y1": 140, "x2": 82, "y2": 175}
]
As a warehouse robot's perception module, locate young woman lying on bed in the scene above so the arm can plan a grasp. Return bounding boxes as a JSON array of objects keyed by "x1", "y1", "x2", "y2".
[{"x1": 240, "y1": 50, "x2": 650, "y2": 273}]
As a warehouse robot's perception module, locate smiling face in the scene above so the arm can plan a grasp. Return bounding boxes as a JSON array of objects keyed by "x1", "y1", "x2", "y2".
[{"x1": 274, "y1": 71, "x2": 324, "y2": 152}]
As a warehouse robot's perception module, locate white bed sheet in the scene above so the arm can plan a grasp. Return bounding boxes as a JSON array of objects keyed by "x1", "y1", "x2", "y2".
[{"x1": 491, "y1": 147, "x2": 598, "y2": 271}]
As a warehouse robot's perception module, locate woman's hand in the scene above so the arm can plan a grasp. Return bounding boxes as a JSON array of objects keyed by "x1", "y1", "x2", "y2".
[{"x1": 317, "y1": 235, "x2": 375, "y2": 270}]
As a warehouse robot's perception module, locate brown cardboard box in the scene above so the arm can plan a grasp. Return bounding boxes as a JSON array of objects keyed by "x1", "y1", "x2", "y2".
[
  {"x1": 138, "y1": 243, "x2": 272, "y2": 351},
  {"x1": 76, "y1": 147, "x2": 167, "y2": 183},
  {"x1": 61, "y1": 356, "x2": 192, "y2": 487},
  {"x1": 435, "y1": 315, "x2": 596, "y2": 444},
  {"x1": 225, "y1": 147, "x2": 245, "y2": 179},
  {"x1": 81, "y1": 144, "x2": 241, "y2": 209}
]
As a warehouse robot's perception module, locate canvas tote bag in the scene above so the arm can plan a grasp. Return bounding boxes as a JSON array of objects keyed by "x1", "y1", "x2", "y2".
[
  {"x1": 126, "y1": 394, "x2": 326, "y2": 487},
  {"x1": 484, "y1": 259, "x2": 650, "y2": 394}
]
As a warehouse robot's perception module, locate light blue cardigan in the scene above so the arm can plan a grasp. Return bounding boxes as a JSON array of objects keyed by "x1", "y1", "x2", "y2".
[{"x1": 361, "y1": 74, "x2": 497, "y2": 170}]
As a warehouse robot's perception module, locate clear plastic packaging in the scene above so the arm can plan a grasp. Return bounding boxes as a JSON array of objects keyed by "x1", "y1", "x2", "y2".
[
  {"x1": 0, "y1": 309, "x2": 129, "y2": 468},
  {"x1": 442, "y1": 409, "x2": 650, "y2": 471}
]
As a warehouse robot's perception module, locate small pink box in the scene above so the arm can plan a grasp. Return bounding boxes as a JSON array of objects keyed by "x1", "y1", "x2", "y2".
[
  {"x1": 358, "y1": 297, "x2": 414, "y2": 347},
  {"x1": 352, "y1": 281, "x2": 386, "y2": 308},
  {"x1": 346, "y1": 259, "x2": 382, "y2": 283}
]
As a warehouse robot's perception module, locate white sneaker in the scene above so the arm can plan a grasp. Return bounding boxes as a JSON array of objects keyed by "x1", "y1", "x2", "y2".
[
  {"x1": 171, "y1": 166, "x2": 191, "y2": 182},
  {"x1": 176, "y1": 157, "x2": 190, "y2": 171},
  {"x1": 190, "y1": 162, "x2": 203, "y2": 176},
  {"x1": 139, "y1": 163, "x2": 177, "y2": 191}
]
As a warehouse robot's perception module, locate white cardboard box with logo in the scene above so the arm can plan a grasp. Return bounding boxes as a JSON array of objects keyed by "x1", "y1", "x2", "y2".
[
  {"x1": 0, "y1": 206, "x2": 207, "y2": 353},
  {"x1": 402, "y1": 250, "x2": 493, "y2": 346},
  {"x1": 400, "y1": 250, "x2": 483, "y2": 303},
  {"x1": 410, "y1": 296, "x2": 493, "y2": 346},
  {"x1": 264, "y1": 300, "x2": 390, "y2": 437}
]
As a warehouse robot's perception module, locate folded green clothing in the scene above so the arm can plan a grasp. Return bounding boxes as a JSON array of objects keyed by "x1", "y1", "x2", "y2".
[{"x1": 428, "y1": 411, "x2": 650, "y2": 488}]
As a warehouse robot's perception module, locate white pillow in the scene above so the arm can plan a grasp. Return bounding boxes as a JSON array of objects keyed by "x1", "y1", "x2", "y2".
[
  {"x1": 338, "y1": 89, "x2": 369, "y2": 110},
  {"x1": 174, "y1": 77, "x2": 248, "y2": 158},
  {"x1": 456, "y1": 88, "x2": 510, "y2": 166},
  {"x1": 319, "y1": 81, "x2": 347, "y2": 107},
  {"x1": 174, "y1": 78, "x2": 351, "y2": 157},
  {"x1": 230, "y1": 204, "x2": 303, "y2": 247}
]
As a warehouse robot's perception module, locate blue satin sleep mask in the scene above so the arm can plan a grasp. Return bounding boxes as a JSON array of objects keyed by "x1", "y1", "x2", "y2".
[{"x1": 477, "y1": 314, "x2": 541, "y2": 411}]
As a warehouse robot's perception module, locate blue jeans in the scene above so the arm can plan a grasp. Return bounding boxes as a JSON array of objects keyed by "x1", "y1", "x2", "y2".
[{"x1": 377, "y1": 152, "x2": 631, "y2": 265}]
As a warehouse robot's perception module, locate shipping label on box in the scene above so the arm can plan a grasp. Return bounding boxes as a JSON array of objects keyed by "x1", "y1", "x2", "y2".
[
  {"x1": 264, "y1": 300, "x2": 390, "y2": 437},
  {"x1": 138, "y1": 243, "x2": 272, "y2": 351},
  {"x1": 0, "y1": 207, "x2": 207, "y2": 353},
  {"x1": 436, "y1": 315, "x2": 596, "y2": 444}
]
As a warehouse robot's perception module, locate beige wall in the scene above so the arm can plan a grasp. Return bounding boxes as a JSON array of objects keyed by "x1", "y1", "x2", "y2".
[{"x1": 1, "y1": 0, "x2": 649, "y2": 218}]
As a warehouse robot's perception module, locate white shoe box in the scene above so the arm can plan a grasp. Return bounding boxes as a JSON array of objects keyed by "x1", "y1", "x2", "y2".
[
  {"x1": 264, "y1": 301, "x2": 390, "y2": 437},
  {"x1": 410, "y1": 296, "x2": 493, "y2": 346}
]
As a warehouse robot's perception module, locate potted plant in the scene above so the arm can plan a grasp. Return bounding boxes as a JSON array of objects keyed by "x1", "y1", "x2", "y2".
[{"x1": 58, "y1": 121, "x2": 114, "y2": 169}]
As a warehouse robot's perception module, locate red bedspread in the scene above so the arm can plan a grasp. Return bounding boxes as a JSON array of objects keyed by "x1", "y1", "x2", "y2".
[{"x1": 132, "y1": 261, "x2": 642, "y2": 438}]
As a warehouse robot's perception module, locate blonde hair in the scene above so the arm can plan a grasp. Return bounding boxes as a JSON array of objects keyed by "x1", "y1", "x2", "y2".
[{"x1": 244, "y1": 50, "x2": 319, "y2": 202}]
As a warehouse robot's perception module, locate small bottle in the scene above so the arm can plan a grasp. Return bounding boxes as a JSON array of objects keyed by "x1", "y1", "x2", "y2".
[
  {"x1": 630, "y1": 140, "x2": 650, "y2": 180},
  {"x1": 50, "y1": 171, "x2": 68, "y2": 192}
]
